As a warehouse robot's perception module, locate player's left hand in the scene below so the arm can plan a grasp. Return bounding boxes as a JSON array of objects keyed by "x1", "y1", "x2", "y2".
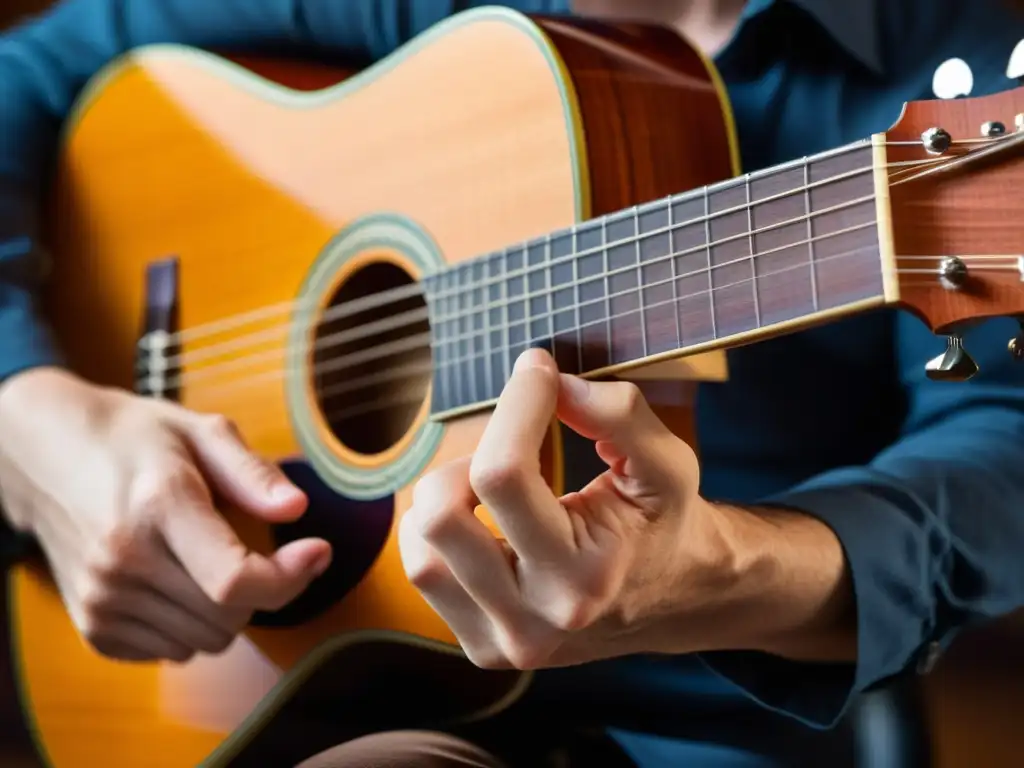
[{"x1": 398, "y1": 347, "x2": 734, "y2": 670}]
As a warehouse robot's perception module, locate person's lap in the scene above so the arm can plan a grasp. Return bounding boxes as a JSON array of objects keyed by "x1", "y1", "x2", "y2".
[
  {"x1": 292, "y1": 655, "x2": 854, "y2": 767},
  {"x1": 294, "y1": 728, "x2": 786, "y2": 768}
]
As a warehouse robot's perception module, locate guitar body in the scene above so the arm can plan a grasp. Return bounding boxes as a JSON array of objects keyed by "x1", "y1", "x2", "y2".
[{"x1": 5, "y1": 9, "x2": 737, "y2": 768}]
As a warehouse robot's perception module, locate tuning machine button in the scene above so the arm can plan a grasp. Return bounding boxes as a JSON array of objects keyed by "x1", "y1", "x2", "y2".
[
  {"x1": 1009, "y1": 319, "x2": 1024, "y2": 361},
  {"x1": 926, "y1": 335, "x2": 979, "y2": 381},
  {"x1": 938, "y1": 256, "x2": 968, "y2": 290},
  {"x1": 922, "y1": 127, "x2": 953, "y2": 154}
]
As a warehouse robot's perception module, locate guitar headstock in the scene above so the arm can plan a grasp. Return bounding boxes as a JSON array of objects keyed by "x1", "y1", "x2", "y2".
[{"x1": 882, "y1": 78, "x2": 1024, "y2": 379}]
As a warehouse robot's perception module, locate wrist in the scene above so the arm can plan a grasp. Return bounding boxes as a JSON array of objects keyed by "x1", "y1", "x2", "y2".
[{"x1": 651, "y1": 499, "x2": 856, "y2": 661}]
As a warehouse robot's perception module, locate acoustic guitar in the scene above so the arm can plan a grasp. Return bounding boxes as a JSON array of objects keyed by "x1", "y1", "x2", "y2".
[{"x1": 5, "y1": 6, "x2": 1024, "y2": 767}]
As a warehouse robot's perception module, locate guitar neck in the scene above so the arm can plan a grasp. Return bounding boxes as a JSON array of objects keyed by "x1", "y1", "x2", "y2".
[{"x1": 425, "y1": 136, "x2": 893, "y2": 417}]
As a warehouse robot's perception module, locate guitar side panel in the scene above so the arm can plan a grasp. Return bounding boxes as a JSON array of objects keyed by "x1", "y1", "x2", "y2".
[{"x1": 5, "y1": 8, "x2": 737, "y2": 768}]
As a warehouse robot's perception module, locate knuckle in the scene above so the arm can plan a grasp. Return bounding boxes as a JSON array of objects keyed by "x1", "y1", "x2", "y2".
[
  {"x1": 469, "y1": 457, "x2": 528, "y2": 499},
  {"x1": 417, "y1": 503, "x2": 462, "y2": 544},
  {"x1": 411, "y1": 472, "x2": 447, "y2": 507},
  {"x1": 127, "y1": 465, "x2": 199, "y2": 518},
  {"x1": 462, "y1": 643, "x2": 511, "y2": 671},
  {"x1": 612, "y1": 381, "x2": 645, "y2": 423},
  {"x1": 77, "y1": 578, "x2": 114, "y2": 618},
  {"x1": 404, "y1": 551, "x2": 450, "y2": 592},
  {"x1": 84, "y1": 535, "x2": 134, "y2": 583},
  {"x1": 500, "y1": 637, "x2": 545, "y2": 671},
  {"x1": 544, "y1": 595, "x2": 595, "y2": 633},
  {"x1": 406, "y1": 482, "x2": 463, "y2": 544},
  {"x1": 202, "y1": 413, "x2": 241, "y2": 442}
]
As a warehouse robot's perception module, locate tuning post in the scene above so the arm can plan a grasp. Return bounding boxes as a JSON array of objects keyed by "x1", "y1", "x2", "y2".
[
  {"x1": 981, "y1": 120, "x2": 1007, "y2": 137},
  {"x1": 926, "y1": 335, "x2": 979, "y2": 381},
  {"x1": 938, "y1": 256, "x2": 968, "y2": 290},
  {"x1": 921, "y1": 126, "x2": 952, "y2": 154}
]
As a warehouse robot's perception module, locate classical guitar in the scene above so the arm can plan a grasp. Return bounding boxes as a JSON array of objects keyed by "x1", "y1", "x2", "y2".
[{"x1": 5, "y1": 6, "x2": 1024, "y2": 767}]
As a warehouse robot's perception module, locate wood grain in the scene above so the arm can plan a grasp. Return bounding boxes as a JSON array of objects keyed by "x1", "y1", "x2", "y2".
[{"x1": 886, "y1": 88, "x2": 1024, "y2": 333}]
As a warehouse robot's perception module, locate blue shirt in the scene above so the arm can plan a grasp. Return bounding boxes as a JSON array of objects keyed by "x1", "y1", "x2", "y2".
[{"x1": 3, "y1": 0, "x2": 1024, "y2": 763}]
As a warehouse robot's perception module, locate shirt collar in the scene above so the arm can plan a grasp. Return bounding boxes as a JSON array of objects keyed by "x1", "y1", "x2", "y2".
[{"x1": 741, "y1": 0, "x2": 885, "y2": 75}]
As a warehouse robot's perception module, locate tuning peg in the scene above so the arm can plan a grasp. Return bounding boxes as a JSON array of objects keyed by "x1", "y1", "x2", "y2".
[{"x1": 926, "y1": 335, "x2": 979, "y2": 381}]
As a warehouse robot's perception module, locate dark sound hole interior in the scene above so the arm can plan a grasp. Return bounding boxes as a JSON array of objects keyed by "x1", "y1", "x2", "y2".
[{"x1": 312, "y1": 261, "x2": 432, "y2": 456}]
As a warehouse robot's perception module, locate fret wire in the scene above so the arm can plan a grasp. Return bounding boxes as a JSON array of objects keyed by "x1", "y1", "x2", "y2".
[
  {"x1": 482, "y1": 261, "x2": 493, "y2": 399},
  {"x1": 544, "y1": 233, "x2": 554, "y2": 356},
  {"x1": 602, "y1": 217, "x2": 612, "y2": 361},
  {"x1": 430, "y1": 242, "x2": 879, "y2": 376},
  {"x1": 463, "y1": 266, "x2": 477, "y2": 404},
  {"x1": 573, "y1": 232, "x2": 583, "y2": 375},
  {"x1": 634, "y1": 205, "x2": 648, "y2": 359},
  {"x1": 745, "y1": 173, "x2": 761, "y2": 328},
  {"x1": 425, "y1": 144, "x2": 876, "y2": 303},
  {"x1": 429, "y1": 222, "x2": 875, "y2": 339},
  {"x1": 429, "y1": 195, "x2": 876, "y2": 325},
  {"x1": 442, "y1": 270, "x2": 452, "y2": 411},
  {"x1": 703, "y1": 185, "x2": 718, "y2": 340},
  {"x1": 668, "y1": 195, "x2": 682, "y2": 349},
  {"x1": 803, "y1": 157, "x2": 820, "y2": 311},
  {"x1": 502, "y1": 246, "x2": 511, "y2": 387}
]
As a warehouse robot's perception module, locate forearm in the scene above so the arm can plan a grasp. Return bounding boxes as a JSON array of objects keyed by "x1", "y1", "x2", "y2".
[
  {"x1": 714, "y1": 502, "x2": 856, "y2": 662},
  {"x1": 645, "y1": 499, "x2": 856, "y2": 662}
]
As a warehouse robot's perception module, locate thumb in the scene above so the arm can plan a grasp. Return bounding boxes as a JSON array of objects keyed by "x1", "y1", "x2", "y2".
[
  {"x1": 179, "y1": 414, "x2": 308, "y2": 522},
  {"x1": 216, "y1": 538, "x2": 332, "y2": 612},
  {"x1": 556, "y1": 375, "x2": 688, "y2": 484}
]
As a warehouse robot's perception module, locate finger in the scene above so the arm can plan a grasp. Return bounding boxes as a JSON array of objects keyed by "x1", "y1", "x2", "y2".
[
  {"x1": 471, "y1": 348, "x2": 573, "y2": 562},
  {"x1": 141, "y1": 539, "x2": 252, "y2": 635},
  {"x1": 557, "y1": 376, "x2": 688, "y2": 487},
  {"x1": 154, "y1": 465, "x2": 332, "y2": 610},
  {"x1": 115, "y1": 578, "x2": 238, "y2": 654},
  {"x1": 398, "y1": 508, "x2": 508, "y2": 669},
  {"x1": 214, "y1": 539, "x2": 333, "y2": 612},
  {"x1": 88, "y1": 616, "x2": 196, "y2": 664},
  {"x1": 409, "y1": 459, "x2": 523, "y2": 625},
  {"x1": 178, "y1": 413, "x2": 308, "y2": 523}
]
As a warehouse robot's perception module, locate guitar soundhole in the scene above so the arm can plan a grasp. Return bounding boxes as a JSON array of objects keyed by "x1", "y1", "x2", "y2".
[{"x1": 312, "y1": 260, "x2": 432, "y2": 455}]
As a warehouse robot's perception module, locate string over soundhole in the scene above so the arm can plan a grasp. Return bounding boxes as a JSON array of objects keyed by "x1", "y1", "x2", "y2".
[{"x1": 310, "y1": 261, "x2": 432, "y2": 456}]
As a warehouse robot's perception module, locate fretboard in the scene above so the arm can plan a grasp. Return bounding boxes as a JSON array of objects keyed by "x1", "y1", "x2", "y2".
[{"x1": 423, "y1": 138, "x2": 887, "y2": 416}]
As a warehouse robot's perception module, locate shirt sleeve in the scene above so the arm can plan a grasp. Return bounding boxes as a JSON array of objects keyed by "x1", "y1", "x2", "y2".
[
  {"x1": 0, "y1": 0, "x2": 568, "y2": 385},
  {"x1": 697, "y1": 312, "x2": 1024, "y2": 728}
]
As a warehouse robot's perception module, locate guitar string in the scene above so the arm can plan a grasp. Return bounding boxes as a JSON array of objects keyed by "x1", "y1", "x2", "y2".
[
  {"x1": 155, "y1": 242, "x2": 1011, "y2": 394},
  {"x1": 143, "y1": 156, "x2": 927, "y2": 353},
  {"x1": 313, "y1": 250, "x2": 1022, "y2": 424},
  {"x1": 155, "y1": 205, "x2": 881, "y2": 378},
  {"x1": 167, "y1": 249, "x2": 1021, "y2": 408},
  {"x1": 144, "y1": 134, "x2": 999, "y2": 353},
  {"x1": 149, "y1": 192, "x2": 1009, "y2": 392}
]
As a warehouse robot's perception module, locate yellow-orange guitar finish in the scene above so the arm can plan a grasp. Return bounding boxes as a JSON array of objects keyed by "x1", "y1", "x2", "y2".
[{"x1": 6, "y1": 9, "x2": 737, "y2": 768}]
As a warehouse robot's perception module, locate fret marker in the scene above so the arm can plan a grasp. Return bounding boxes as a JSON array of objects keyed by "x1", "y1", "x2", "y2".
[{"x1": 932, "y1": 57, "x2": 973, "y2": 99}]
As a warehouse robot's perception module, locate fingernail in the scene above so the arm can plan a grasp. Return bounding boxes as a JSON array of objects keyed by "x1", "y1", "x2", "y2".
[
  {"x1": 271, "y1": 482, "x2": 304, "y2": 503},
  {"x1": 514, "y1": 347, "x2": 550, "y2": 373}
]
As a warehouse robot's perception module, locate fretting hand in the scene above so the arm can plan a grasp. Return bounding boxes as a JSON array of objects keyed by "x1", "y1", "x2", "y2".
[
  {"x1": 0, "y1": 368, "x2": 331, "y2": 663},
  {"x1": 398, "y1": 348, "x2": 741, "y2": 670}
]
